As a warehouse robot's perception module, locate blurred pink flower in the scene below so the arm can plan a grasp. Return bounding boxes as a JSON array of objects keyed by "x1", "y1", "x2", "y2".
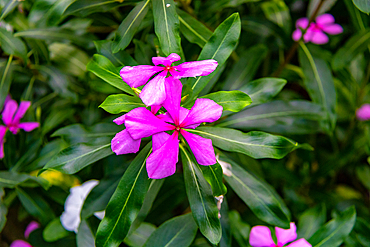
[
  {"x1": 249, "y1": 222, "x2": 311, "y2": 247},
  {"x1": 10, "y1": 221, "x2": 39, "y2": 247},
  {"x1": 120, "y1": 53, "x2": 218, "y2": 106},
  {"x1": 112, "y1": 77, "x2": 223, "y2": 179},
  {"x1": 356, "y1": 104, "x2": 370, "y2": 121},
  {"x1": 10, "y1": 240, "x2": 32, "y2": 247},
  {"x1": 292, "y1": 14, "x2": 343, "y2": 44}
]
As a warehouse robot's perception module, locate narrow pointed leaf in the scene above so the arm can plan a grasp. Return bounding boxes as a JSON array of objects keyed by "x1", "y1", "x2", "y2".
[
  {"x1": 0, "y1": 28, "x2": 27, "y2": 62},
  {"x1": 0, "y1": 171, "x2": 49, "y2": 189},
  {"x1": 201, "y1": 91, "x2": 252, "y2": 112},
  {"x1": 187, "y1": 127, "x2": 312, "y2": 159},
  {"x1": 64, "y1": 0, "x2": 131, "y2": 16},
  {"x1": 100, "y1": 94, "x2": 145, "y2": 114},
  {"x1": 143, "y1": 214, "x2": 198, "y2": 247},
  {"x1": 298, "y1": 204, "x2": 327, "y2": 239},
  {"x1": 0, "y1": 59, "x2": 13, "y2": 110},
  {"x1": 181, "y1": 146, "x2": 222, "y2": 245},
  {"x1": 200, "y1": 163, "x2": 227, "y2": 196},
  {"x1": 261, "y1": 0, "x2": 291, "y2": 34},
  {"x1": 95, "y1": 144, "x2": 152, "y2": 247}
]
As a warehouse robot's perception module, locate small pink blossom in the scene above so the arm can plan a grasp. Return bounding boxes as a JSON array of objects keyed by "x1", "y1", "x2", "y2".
[
  {"x1": 356, "y1": 104, "x2": 370, "y2": 121},
  {"x1": 120, "y1": 53, "x2": 218, "y2": 106},
  {"x1": 249, "y1": 223, "x2": 311, "y2": 247},
  {"x1": 10, "y1": 221, "x2": 39, "y2": 247},
  {"x1": 292, "y1": 14, "x2": 343, "y2": 44},
  {"x1": 111, "y1": 77, "x2": 223, "y2": 179}
]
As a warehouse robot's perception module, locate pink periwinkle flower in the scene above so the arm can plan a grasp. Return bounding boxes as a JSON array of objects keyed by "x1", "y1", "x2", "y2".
[
  {"x1": 10, "y1": 221, "x2": 39, "y2": 247},
  {"x1": 111, "y1": 77, "x2": 223, "y2": 179},
  {"x1": 292, "y1": 14, "x2": 343, "y2": 44},
  {"x1": 249, "y1": 222, "x2": 311, "y2": 247},
  {"x1": 120, "y1": 53, "x2": 218, "y2": 106},
  {"x1": 356, "y1": 104, "x2": 370, "y2": 121},
  {"x1": 0, "y1": 99, "x2": 40, "y2": 159}
]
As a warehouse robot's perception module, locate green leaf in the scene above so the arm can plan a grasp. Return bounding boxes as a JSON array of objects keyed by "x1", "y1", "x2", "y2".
[
  {"x1": 125, "y1": 223, "x2": 156, "y2": 247},
  {"x1": 143, "y1": 214, "x2": 198, "y2": 247},
  {"x1": 218, "y1": 100, "x2": 325, "y2": 134},
  {"x1": 64, "y1": 0, "x2": 131, "y2": 16},
  {"x1": 100, "y1": 94, "x2": 145, "y2": 114},
  {"x1": 180, "y1": 145, "x2": 221, "y2": 245},
  {"x1": 239, "y1": 78, "x2": 287, "y2": 106},
  {"x1": 187, "y1": 127, "x2": 311, "y2": 159},
  {"x1": 221, "y1": 156, "x2": 290, "y2": 228},
  {"x1": 0, "y1": 28, "x2": 27, "y2": 62},
  {"x1": 112, "y1": 0, "x2": 150, "y2": 53},
  {"x1": 43, "y1": 218, "x2": 70, "y2": 242},
  {"x1": 87, "y1": 54, "x2": 134, "y2": 95},
  {"x1": 228, "y1": 210, "x2": 250, "y2": 247},
  {"x1": 298, "y1": 204, "x2": 327, "y2": 239},
  {"x1": 95, "y1": 143, "x2": 152, "y2": 247},
  {"x1": 223, "y1": 44, "x2": 267, "y2": 91},
  {"x1": 0, "y1": 171, "x2": 49, "y2": 189},
  {"x1": 299, "y1": 43, "x2": 336, "y2": 131},
  {"x1": 77, "y1": 220, "x2": 95, "y2": 247},
  {"x1": 200, "y1": 163, "x2": 227, "y2": 196},
  {"x1": 188, "y1": 13, "x2": 241, "y2": 96},
  {"x1": 152, "y1": 0, "x2": 183, "y2": 56},
  {"x1": 201, "y1": 91, "x2": 252, "y2": 112},
  {"x1": 0, "y1": 189, "x2": 7, "y2": 232},
  {"x1": 261, "y1": 0, "x2": 291, "y2": 34},
  {"x1": 0, "y1": 0, "x2": 20, "y2": 21},
  {"x1": 356, "y1": 165, "x2": 370, "y2": 190},
  {"x1": 308, "y1": 206, "x2": 356, "y2": 247},
  {"x1": 42, "y1": 142, "x2": 113, "y2": 174},
  {"x1": 352, "y1": 0, "x2": 370, "y2": 14},
  {"x1": 332, "y1": 29, "x2": 370, "y2": 70},
  {"x1": 177, "y1": 8, "x2": 213, "y2": 48},
  {"x1": 42, "y1": 0, "x2": 76, "y2": 27},
  {"x1": 0, "y1": 57, "x2": 13, "y2": 110}
]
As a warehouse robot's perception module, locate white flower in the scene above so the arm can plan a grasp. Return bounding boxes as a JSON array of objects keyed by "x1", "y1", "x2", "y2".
[{"x1": 60, "y1": 180, "x2": 105, "y2": 233}]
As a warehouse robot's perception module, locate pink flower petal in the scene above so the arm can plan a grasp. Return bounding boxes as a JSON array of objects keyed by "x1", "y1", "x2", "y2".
[
  {"x1": 156, "y1": 113, "x2": 174, "y2": 123},
  {"x1": 152, "y1": 53, "x2": 181, "y2": 66},
  {"x1": 180, "y1": 130, "x2": 216, "y2": 166},
  {"x1": 180, "y1": 98, "x2": 223, "y2": 127},
  {"x1": 316, "y1": 14, "x2": 335, "y2": 25},
  {"x1": 303, "y1": 29, "x2": 314, "y2": 42},
  {"x1": 125, "y1": 107, "x2": 175, "y2": 139},
  {"x1": 10, "y1": 240, "x2": 32, "y2": 247},
  {"x1": 310, "y1": 31, "x2": 329, "y2": 44},
  {"x1": 276, "y1": 222, "x2": 297, "y2": 246},
  {"x1": 321, "y1": 24, "x2": 343, "y2": 35},
  {"x1": 140, "y1": 72, "x2": 167, "y2": 106},
  {"x1": 292, "y1": 29, "x2": 302, "y2": 41},
  {"x1": 357, "y1": 104, "x2": 370, "y2": 121},
  {"x1": 286, "y1": 238, "x2": 312, "y2": 247},
  {"x1": 18, "y1": 122, "x2": 39, "y2": 132},
  {"x1": 2, "y1": 99, "x2": 17, "y2": 126},
  {"x1": 13, "y1": 101, "x2": 31, "y2": 124},
  {"x1": 162, "y1": 77, "x2": 182, "y2": 125},
  {"x1": 151, "y1": 105, "x2": 161, "y2": 114},
  {"x1": 146, "y1": 131, "x2": 179, "y2": 179},
  {"x1": 171, "y1": 59, "x2": 218, "y2": 79},
  {"x1": 24, "y1": 221, "x2": 40, "y2": 239},
  {"x1": 157, "y1": 107, "x2": 192, "y2": 125},
  {"x1": 152, "y1": 132, "x2": 171, "y2": 151},
  {"x1": 111, "y1": 129, "x2": 141, "y2": 155},
  {"x1": 113, "y1": 114, "x2": 127, "y2": 125},
  {"x1": 120, "y1": 65, "x2": 163, "y2": 88},
  {"x1": 249, "y1": 225, "x2": 275, "y2": 247},
  {"x1": 296, "y1": 17, "x2": 309, "y2": 29}
]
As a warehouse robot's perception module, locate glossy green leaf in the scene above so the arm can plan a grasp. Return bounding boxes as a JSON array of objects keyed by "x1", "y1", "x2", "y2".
[
  {"x1": 218, "y1": 100, "x2": 325, "y2": 134},
  {"x1": 188, "y1": 13, "x2": 241, "y2": 96},
  {"x1": 0, "y1": 0, "x2": 20, "y2": 21},
  {"x1": 125, "y1": 223, "x2": 156, "y2": 247},
  {"x1": 221, "y1": 156, "x2": 290, "y2": 228},
  {"x1": 0, "y1": 28, "x2": 27, "y2": 62},
  {"x1": 95, "y1": 144, "x2": 152, "y2": 247},
  {"x1": 77, "y1": 220, "x2": 95, "y2": 247},
  {"x1": 261, "y1": 0, "x2": 291, "y2": 33},
  {"x1": 299, "y1": 42, "x2": 336, "y2": 131},
  {"x1": 112, "y1": 0, "x2": 150, "y2": 53},
  {"x1": 152, "y1": 0, "x2": 182, "y2": 56},
  {"x1": 177, "y1": 8, "x2": 213, "y2": 48},
  {"x1": 42, "y1": 0, "x2": 76, "y2": 27},
  {"x1": 43, "y1": 218, "x2": 70, "y2": 242},
  {"x1": 239, "y1": 78, "x2": 287, "y2": 106},
  {"x1": 187, "y1": 127, "x2": 312, "y2": 159},
  {"x1": 201, "y1": 91, "x2": 252, "y2": 112},
  {"x1": 181, "y1": 145, "x2": 222, "y2": 245},
  {"x1": 87, "y1": 54, "x2": 133, "y2": 95},
  {"x1": 200, "y1": 163, "x2": 227, "y2": 196},
  {"x1": 223, "y1": 44, "x2": 268, "y2": 91},
  {"x1": 228, "y1": 210, "x2": 250, "y2": 247},
  {"x1": 0, "y1": 171, "x2": 49, "y2": 189},
  {"x1": 64, "y1": 0, "x2": 130, "y2": 16},
  {"x1": 332, "y1": 29, "x2": 370, "y2": 70},
  {"x1": 40, "y1": 108, "x2": 76, "y2": 136},
  {"x1": 298, "y1": 204, "x2": 327, "y2": 239},
  {"x1": 100, "y1": 94, "x2": 145, "y2": 114},
  {"x1": 308, "y1": 206, "x2": 356, "y2": 247},
  {"x1": 143, "y1": 214, "x2": 198, "y2": 247},
  {"x1": 42, "y1": 141, "x2": 113, "y2": 174},
  {"x1": 352, "y1": 0, "x2": 370, "y2": 14},
  {"x1": 95, "y1": 40, "x2": 138, "y2": 67}
]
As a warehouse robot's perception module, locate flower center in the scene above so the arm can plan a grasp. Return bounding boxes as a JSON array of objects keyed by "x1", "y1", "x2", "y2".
[
  {"x1": 165, "y1": 66, "x2": 172, "y2": 71},
  {"x1": 311, "y1": 23, "x2": 323, "y2": 32},
  {"x1": 175, "y1": 126, "x2": 181, "y2": 131}
]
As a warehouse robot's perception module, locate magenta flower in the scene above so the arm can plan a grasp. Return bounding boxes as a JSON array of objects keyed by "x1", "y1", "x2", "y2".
[
  {"x1": 111, "y1": 77, "x2": 223, "y2": 179},
  {"x1": 120, "y1": 53, "x2": 218, "y2": 106},
  {"x1": 356, "y1": 104, "x2": 370, "y2": 121},
  {"x1": 10, "y1": 221, "x2": 39, "y2": 247},
  {"x1": 292, "y1": 14, "x2": 343, "y2": 44},
  {"x1": 249, "y1": 223, "x2": 311, "y2": 247},
  {"x1": 0, "y1": 99, "x2": 40, "y2": 159}
]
